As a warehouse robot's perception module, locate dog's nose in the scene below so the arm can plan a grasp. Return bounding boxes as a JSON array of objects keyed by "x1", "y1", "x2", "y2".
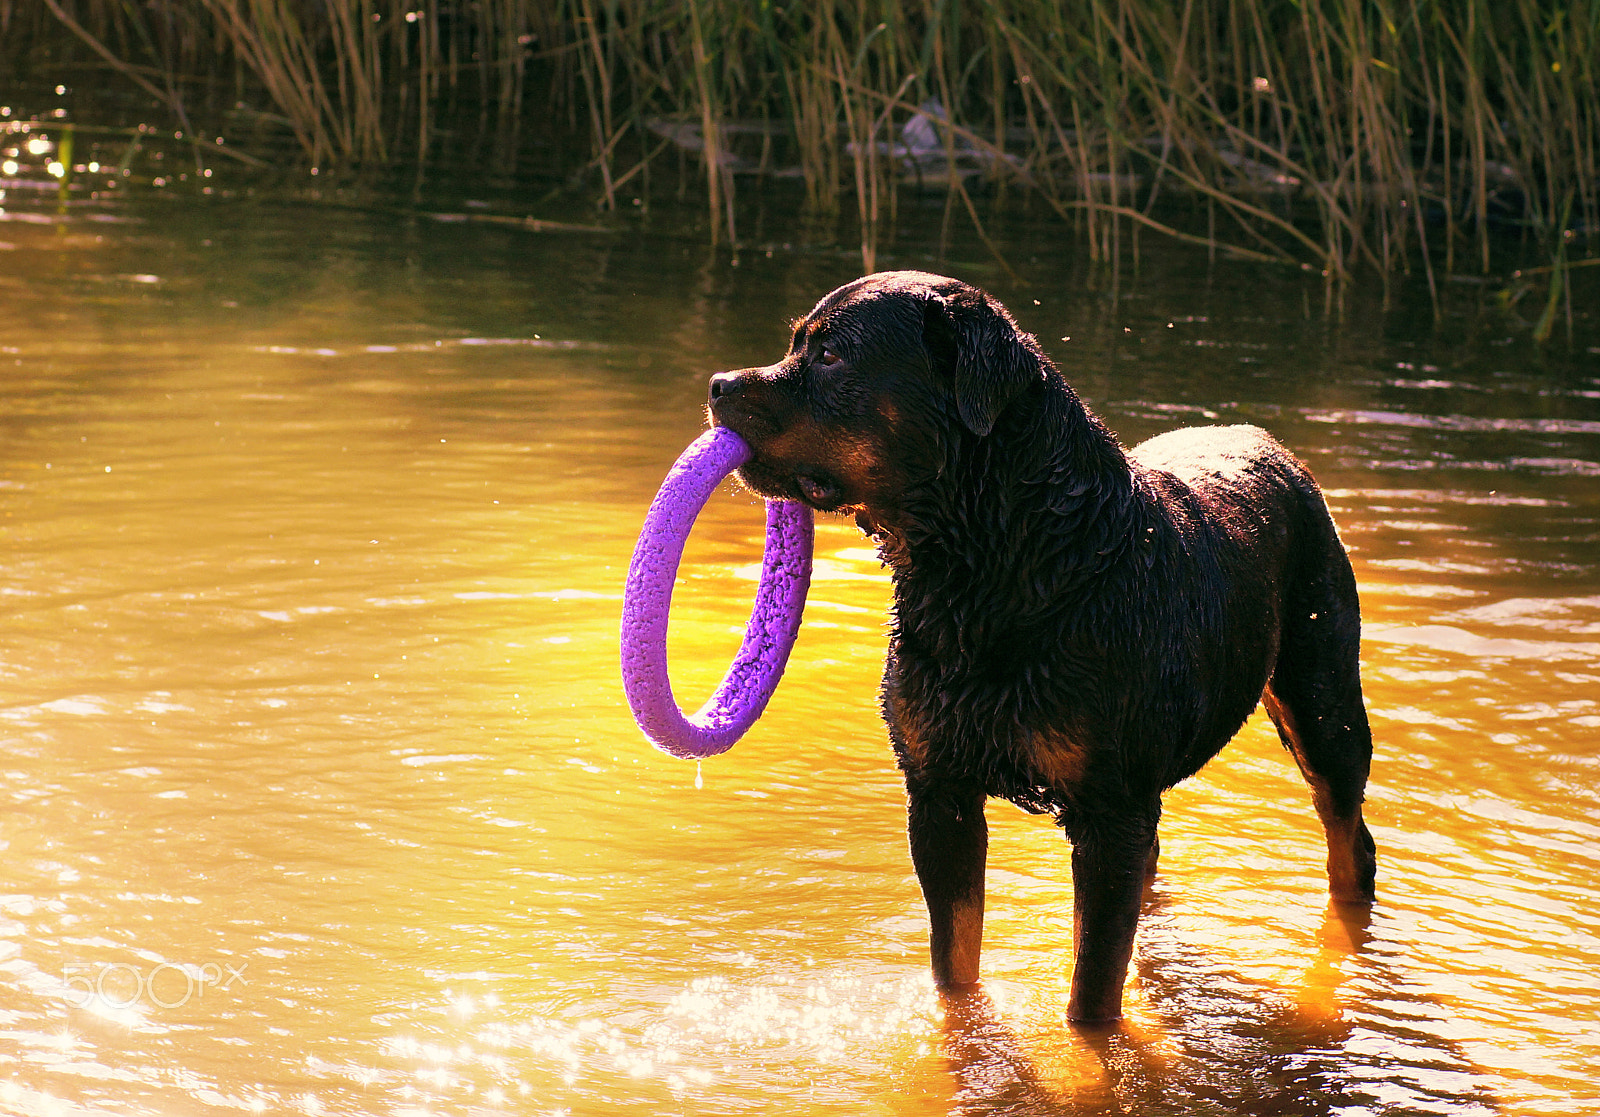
[{"x1": 708, "y1": 371, "x2": 745, "y2": 402}]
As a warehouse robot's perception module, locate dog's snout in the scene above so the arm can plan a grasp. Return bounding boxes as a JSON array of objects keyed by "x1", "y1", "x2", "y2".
[
  {"x1": 708, "y1": 371, "x2": 746, "y2": 402},
  {"x1": 709, "y1": 367, "x2": 784, "y2": 445}
]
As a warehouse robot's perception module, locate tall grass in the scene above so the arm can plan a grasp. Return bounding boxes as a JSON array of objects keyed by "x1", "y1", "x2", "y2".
[{"x1": 22, "y1": 0, "x2": 1599, "y2": 283}]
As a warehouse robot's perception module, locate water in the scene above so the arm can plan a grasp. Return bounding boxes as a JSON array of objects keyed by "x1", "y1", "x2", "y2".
[{"x1": 1, "y1": 164, "x2": 1598, "y2": 1117}]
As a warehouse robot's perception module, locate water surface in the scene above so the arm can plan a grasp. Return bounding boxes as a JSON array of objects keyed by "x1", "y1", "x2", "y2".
[{"x1": 2, "y1": 175, "x2": 1598, "y2": 1116}]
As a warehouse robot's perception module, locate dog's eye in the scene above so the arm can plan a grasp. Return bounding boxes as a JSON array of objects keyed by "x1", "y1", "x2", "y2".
[{"x1": 815, "y1": 348, "x2": 842, "y2": 369}]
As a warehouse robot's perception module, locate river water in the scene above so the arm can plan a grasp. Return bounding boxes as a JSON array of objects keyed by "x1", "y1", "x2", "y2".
[{"x1": 2, "y1": 155, "x2": 1598, "y2": 1117}]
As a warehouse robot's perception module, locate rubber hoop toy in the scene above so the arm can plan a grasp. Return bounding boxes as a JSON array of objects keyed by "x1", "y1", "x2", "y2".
[{"x1": 621, "y1": 426, "x2": 814, "y2": 758}]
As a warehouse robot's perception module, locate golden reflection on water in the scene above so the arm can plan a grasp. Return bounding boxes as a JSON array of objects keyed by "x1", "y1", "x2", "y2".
[{"x1": 0, "y1": 191, "x2": 1597, "y2": 1116}]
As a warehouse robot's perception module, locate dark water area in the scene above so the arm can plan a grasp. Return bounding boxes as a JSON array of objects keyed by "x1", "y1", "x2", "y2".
[{"x1": 2, "y1": 99, "x2": 1599, "y2": 1116}]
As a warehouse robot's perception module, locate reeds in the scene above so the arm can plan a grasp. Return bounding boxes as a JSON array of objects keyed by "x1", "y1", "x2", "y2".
[{"x1": 23, "y1": 0, "x2": 1599, "y2": 283}]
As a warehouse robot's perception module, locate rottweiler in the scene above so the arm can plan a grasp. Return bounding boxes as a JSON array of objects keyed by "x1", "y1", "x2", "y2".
[{"x1": 706, "y1": 271, "x2": 1376, "y2": 1023}]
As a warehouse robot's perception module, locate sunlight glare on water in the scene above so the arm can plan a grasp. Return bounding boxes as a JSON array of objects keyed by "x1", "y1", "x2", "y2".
[{"x1": 0, "y1": 178, "x2": 1597, "y2": 1116}]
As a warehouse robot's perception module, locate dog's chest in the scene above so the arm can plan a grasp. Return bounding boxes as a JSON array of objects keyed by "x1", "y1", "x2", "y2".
[{"x1": 883, "y1": 624, "x2": 1097, "y2": 800}]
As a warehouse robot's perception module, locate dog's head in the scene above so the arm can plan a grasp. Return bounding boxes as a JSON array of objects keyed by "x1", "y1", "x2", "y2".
[{"x1": 707, "y1": 271, "x2": 1049, "y2": 521}]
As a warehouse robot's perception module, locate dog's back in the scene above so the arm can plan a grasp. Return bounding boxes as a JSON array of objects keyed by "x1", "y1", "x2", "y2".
[
  {"x1": 1131, "y1": 423, "x2": 1325, "y2": 536},
  {"x1": 1122, "y1": 424, "x2": 1357, "y2": 775}
]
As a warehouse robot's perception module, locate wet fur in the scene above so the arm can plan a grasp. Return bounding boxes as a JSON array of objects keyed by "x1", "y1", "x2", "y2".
[{"x1": 707, "y1": 271, "x2": 1376, "y2": 1022}]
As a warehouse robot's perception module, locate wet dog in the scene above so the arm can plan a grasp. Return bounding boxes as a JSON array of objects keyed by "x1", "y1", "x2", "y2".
[{"x1": 707, "y1": 271, "x2": 1376, "y2": 1022}]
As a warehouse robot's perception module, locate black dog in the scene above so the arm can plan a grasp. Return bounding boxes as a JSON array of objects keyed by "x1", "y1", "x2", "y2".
[{"x1": 707, "y1": 271, "x2": 1376, "y2": 1023}]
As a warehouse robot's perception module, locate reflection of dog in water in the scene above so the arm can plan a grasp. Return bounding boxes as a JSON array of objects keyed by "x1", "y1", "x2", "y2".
[
  {"x1": 933, "y1": 902, "x2": 1498, "y2": 1116},
  {"x1": 709, "y1": 271, "x2": 1377, "y2": 1021}
]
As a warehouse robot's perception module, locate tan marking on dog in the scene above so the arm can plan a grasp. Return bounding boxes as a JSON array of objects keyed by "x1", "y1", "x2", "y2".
[
  {"x1": 944, "y1": 896, "x2": 984, "y2": 985},
  {"x1": 1261, "y1": 688, "x2": 1299, "y2": 747},
  {"x1": 1028, "y1": 728, "x2": 1089, "y2": 789},
  {"x1": 897, "y1": 719, "x2": 931, "y2": 770},
  {"x1": 832, "y1": 434, "x2": 887, "y2": 484},
  {"x1": 1263, "y1": 686, "x2": 1321, "y2": 792},
  {"x1": 766, "y1": 422, "x2": 892, "y2": 500}
]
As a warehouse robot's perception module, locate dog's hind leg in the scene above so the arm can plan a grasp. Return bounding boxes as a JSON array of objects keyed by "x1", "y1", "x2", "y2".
[
  {"x1": 1062, "y1": 809, "x2": 1160, "y2": 1023},
  {"x1": 906, "y1": 777, "x2": 988, "y2": 988},
  {"x1": 1264, "y1": 533, "x2": 1378, "y2": 903}
]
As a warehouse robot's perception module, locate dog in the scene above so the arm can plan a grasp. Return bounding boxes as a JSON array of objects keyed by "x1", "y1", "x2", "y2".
[{"x1": 706, "y1": 271, "x2": 1376, "y2": 1023}]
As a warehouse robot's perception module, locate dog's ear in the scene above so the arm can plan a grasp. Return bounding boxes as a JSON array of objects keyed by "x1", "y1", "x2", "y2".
[{"x1": 921, "y1": 287, "x2": 1044, "y2": 436}]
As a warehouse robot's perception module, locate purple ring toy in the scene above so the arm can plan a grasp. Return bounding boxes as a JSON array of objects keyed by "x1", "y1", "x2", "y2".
[{"x1": 621, "y1": 426, "x2": 814, "y2": 758}]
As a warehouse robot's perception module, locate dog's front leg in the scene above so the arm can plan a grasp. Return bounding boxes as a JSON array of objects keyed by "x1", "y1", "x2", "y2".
[
  {"x1": 1064, "y1": 814, "x2": 1159, "y2": 1023},
  {"x1": 906, "y1": 777, "x2": 988, "y2": 989}
]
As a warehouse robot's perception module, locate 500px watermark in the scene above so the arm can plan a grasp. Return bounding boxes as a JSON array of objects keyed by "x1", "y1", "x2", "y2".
[{"x1": 63, "y1": 961, "x2": 247, "y2": 1011}]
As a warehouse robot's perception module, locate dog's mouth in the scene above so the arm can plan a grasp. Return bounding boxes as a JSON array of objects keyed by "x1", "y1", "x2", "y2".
[
  {"x1": 710, "y1": 405, "x2": 848, "y2": 512},
  {"x1": 794, "y1": 473, "x2": 842, "y2": 507},
  {"x1": 723, "y1": 448, "x2": 845, "y2": 512}
]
